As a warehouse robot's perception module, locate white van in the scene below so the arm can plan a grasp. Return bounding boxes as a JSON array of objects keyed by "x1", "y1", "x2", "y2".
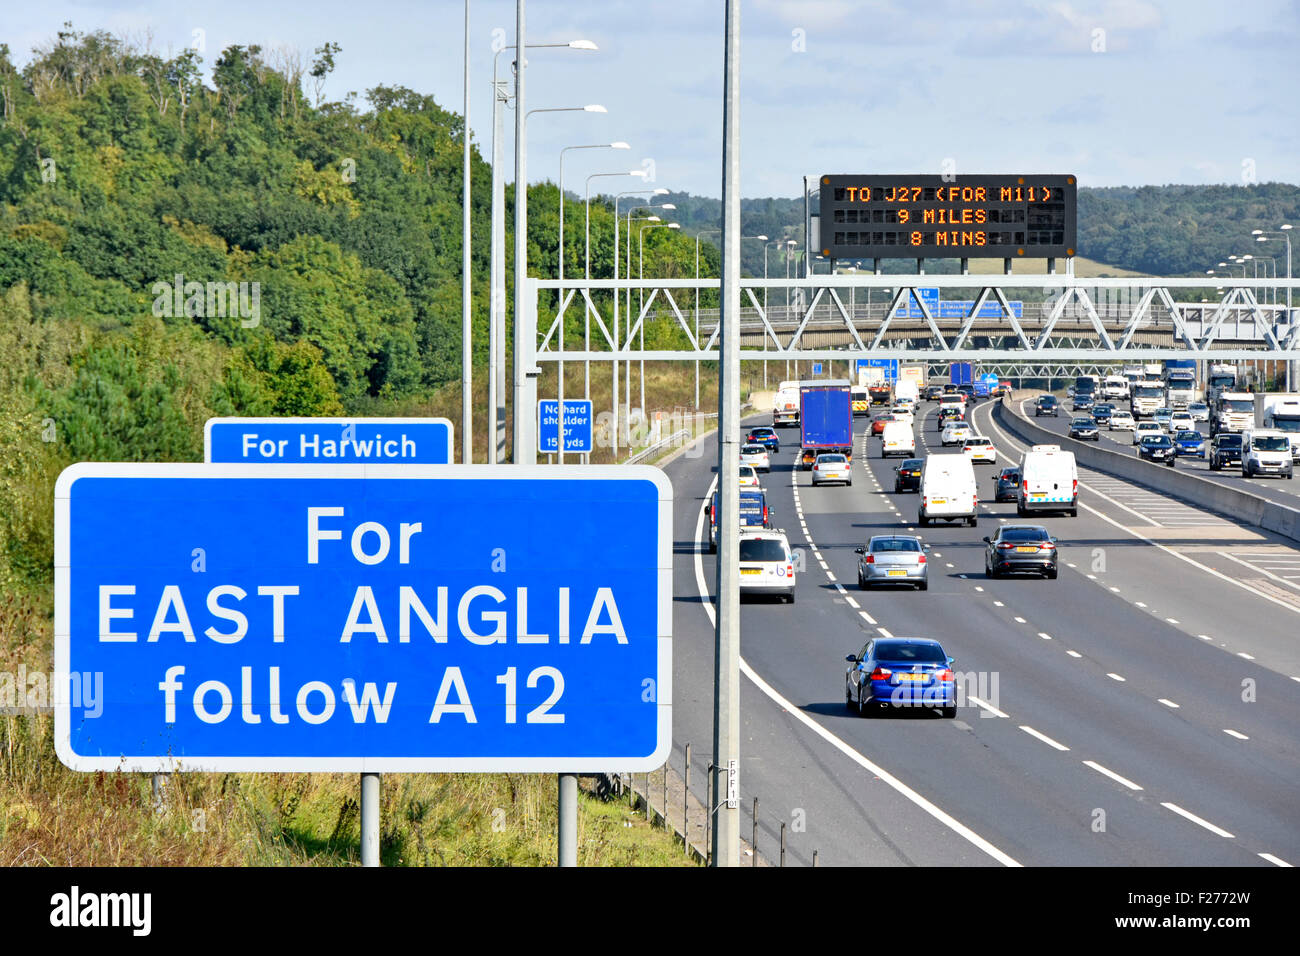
[
  {"x1": 881, "y1": 421, "x2": 915, "y2": 458},
  {"x1": 919, "y1": 454, "x2": 978, "y2": 527},
  {"x1": 1240, "y1": 429, "x2": 1294, "y2": 479},
  {"x1": 1018, "y1": 444, "x2": 1078, "y2": 517}
]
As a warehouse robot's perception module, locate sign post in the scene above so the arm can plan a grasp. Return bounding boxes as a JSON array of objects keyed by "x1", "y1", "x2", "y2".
[{"x1": 56, "y1": 463, "x2": 671, "y2": 866}]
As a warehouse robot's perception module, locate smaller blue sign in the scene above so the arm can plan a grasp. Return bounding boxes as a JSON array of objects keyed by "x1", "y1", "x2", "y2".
[
  {"x1": 206, "y1": 418, "x2": 453, "y2": 464},
  {"x1": 812, "y1": 363, "x2": 823, "y2": 376},
  {"x1": 538, "y1": 400, "x2": 594, "y2": 454}
]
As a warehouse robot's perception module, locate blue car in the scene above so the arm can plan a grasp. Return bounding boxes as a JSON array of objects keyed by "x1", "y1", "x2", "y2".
[
  {"x1": 845, "y1": 637, "x2": 956, "y2": 718},
  {"x1": 746, "y1": 427, "x2": 780, "y2": 453},
  {"x1": 1173, "y1": 429, "x2": 1206, "y2": 457}
]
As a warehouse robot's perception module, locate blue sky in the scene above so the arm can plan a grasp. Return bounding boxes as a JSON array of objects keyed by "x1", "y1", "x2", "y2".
[{"x1": 7, "y1": 0, "x2": 1299, "y2": 198}]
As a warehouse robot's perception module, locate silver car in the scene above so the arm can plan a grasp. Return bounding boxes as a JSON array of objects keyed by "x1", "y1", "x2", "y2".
[
  {"x1": 812, "y1": 452, "x2": 852, "y2": 486},
  {"x1": 740, "y1": 443, "x2": 771, "y2": 473},
  {"x1": 855, "y1": 535, "x2": 930, "y2": 590}
]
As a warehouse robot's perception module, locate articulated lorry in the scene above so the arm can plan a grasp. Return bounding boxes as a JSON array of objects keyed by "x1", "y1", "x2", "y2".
[
  {"x1": 1212, "y1": 390, "x2": 1256, "y2": 435},
  {"x1": 1164, "y1": 360, "x2": 1198, "y2": 409},
  {"x1": 799, "y1": 384, "x2": 853, "y2": 470},
  {"x1": 1206, "y1": 364, "x2": 1238, "y2": 409},
  {"x1": 1256, "y1": 394, "x2": 1300, "y2": 459}
]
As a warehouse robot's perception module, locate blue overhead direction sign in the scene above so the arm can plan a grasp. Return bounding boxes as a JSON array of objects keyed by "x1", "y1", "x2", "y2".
[
  {"x1": 812, "y1": 363, "x2": 823, "y2": 376},
  {"x1": 55, "y1": 463, "x2": 672, "y2": 773},
  {"x1": 537, "y1": 400, "x2": 594, "y2": 454},
  {"x1": 205, "y1": 418, "x2": 454, "y2": 465}
]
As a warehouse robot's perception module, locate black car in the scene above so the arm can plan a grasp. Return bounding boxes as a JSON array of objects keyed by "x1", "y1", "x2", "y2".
[
  {"x1": 1034, "y1": 396, "x2": 1059, "y2": 417},
  {"x1": 984, "y1": 524, "x2": 1059, "y2": 579},
  {"x1": 937, "y1": 406, "x2": 963, "y2": 429},
  {"x1": 1068, "y1": 417, "x2": 1100, "y2": 441},
  {"x1": 993, "y1": 466, "x2": 1021, "y2": 502},
  {"x1": 1208, "y1": 433, "x2": 1242, "y2": 471},
  {"x1": 924, "y1": 385, "x2": 945, "y2": 401},
  {"x1": 746, "y1": 427, "x2": 780, "y2": 453},
  {"x1": 893, "y1": 458, "x2": 924, "y2": 493},
  {"x1": 1138, "y1": 434, "x2": 1176, "y2": 466},
  {"x1": 1072, "y1": 392, "x2": 1095, "y2": 411},
  {"x1": 1091, "y1": 404, "x2": 1113, "y2": 424}
]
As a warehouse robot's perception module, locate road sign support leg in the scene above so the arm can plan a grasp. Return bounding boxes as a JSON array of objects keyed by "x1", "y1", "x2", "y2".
[
  {"x1": 361, "y1": 772, "x2": 380, "y2": 867},
  {"x1": 558, "y1": 773, "x2": 577, "y2": 866}
]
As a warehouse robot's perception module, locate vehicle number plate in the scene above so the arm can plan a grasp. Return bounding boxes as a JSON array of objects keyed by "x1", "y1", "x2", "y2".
[
  {"x1": 1015, "y1": 546, "x2": 1038, "y2": 553},
  {"x1": 740, "y1": 568, "x2": 761, "y2": 575},
  {"x1": 932, "y1": 497, "x2": 947, "y2": 504},
  {"x1": 899, "y1": 673, "x2": 926, "y2": 682},
  {"x1": 886, "y1": 569, "x2": 907, "y2": 577},
  {"x1": 1029, "y1": 493, "x2": 1045, "y2": 500}
]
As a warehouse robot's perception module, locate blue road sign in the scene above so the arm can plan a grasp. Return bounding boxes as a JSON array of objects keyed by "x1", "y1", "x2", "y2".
[
  {"x1": 537, "y1": 400, "x2": 594, "y2": 454},
  {"x1": 206, "y1": 418, "x2": 453, "y2": 464},
  {"x1": 812, "y1": 363, "x2": 823, "y2": 375},
  {"x1": 857, "y1": 358, "x2": 899, "y2": 381},
  {"x1": 55, "y1": 464, "x2": 671, "y2": 772}
]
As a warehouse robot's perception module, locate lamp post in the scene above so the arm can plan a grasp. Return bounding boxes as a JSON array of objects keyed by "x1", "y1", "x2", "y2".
[
  {"x1": 584, "y1": 175, "x2": 650, "y2": 455},
  {"x1": 553, "y1": 142, "x2": 629, "y2": 465},
  {"x1": 517, "y1": 101, "x2": 606, "y2": 467},
  {"x1": 638, "y1": 221, "x2": 681, "y2": 415},
  {"x1": 489, "y1": 36, "x2": 597, "y2": 466},
  {"x1": 612, "y1": 187, "x2": 666, "y2": 450},
  {"x1": 1255, "y1": 225, "x2": 1295, "y2": 388},
  {"x1": 695, "y1": 227, "x2": 721, "y2": 410}
]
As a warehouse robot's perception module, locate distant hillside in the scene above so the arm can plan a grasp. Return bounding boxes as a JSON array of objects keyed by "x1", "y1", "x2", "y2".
[{"x1": 609, "y1": 183, "x2": 1300, "y2": 279}]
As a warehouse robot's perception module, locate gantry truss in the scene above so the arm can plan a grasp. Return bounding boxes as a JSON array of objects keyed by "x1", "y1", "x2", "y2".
[{"x1": 527, "y1": 275, "x2": 1300, "y2": 363}]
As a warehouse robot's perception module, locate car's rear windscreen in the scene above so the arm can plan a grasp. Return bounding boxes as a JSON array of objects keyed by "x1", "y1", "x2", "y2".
[{"x1": 740, "y1": 539, "x2": 787, "y2": 562}]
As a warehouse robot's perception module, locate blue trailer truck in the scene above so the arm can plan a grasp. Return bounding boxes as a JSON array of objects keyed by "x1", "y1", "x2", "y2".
[
  {"x1": 799, "y1": 384, "x2": 853, "y2": 470},
  {"x1": 950, "y1": 362, "x2": 974, "y2": 387}
]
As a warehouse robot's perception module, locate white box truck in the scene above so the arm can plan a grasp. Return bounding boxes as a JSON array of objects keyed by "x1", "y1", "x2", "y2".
[
  {"x1": 1018, "y1": 444, "x2": 1078, "y2": 517},
  {"x1": 1213, "y1": 390, "x2": 1256, "y2": 435}
]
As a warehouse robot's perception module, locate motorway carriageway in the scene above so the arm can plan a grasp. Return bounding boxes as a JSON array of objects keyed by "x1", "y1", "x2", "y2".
[
  {"x1": 1033, "y1": 397, "x2": 1300, "y2": 510},
  {"x1": 662, "y1": 398, "x2": 1300, "y2": 867}
]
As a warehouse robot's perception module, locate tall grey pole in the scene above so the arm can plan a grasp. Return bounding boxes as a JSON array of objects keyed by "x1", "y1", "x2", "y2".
[
  {"x1": 512, "y1": 0, "x2": 533, "y2": 465},
  {"x1": 361, "y1": 772, "x2": 380, "y2": 866},
  {"x1": 461, "y1": 0, "x2": 473, "y2": 465},
  {"x1": 695, "y1": 236, "x2": 700, "y2": 410},
  {"x1": 1285, "y1": 232, "x2": 1293, "y2": 391},
  {"x1": 613, "y1": 202, "x2": 621, "y2": 455},
  {"x1": 712, "y1": 0, "x2": 741, "y2": 868},
  {"x1": 489, "y1": 63, "x2": 507, "y2": 464}
]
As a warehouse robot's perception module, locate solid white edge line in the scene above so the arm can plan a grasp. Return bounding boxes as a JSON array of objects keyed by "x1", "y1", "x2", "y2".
[
  {"x1": 1160, "y1": 801, "x2": 1234, "y2": 838},
  {"x1": 1019, "y1": 725, "x2": 1070, "y2": 751},
  {"x1": 1083, "y1": 760, "x2": 1144, "y2": 791},
  {"x1": 690, "y1": 469, "x2": 1021, "y2": 868}
]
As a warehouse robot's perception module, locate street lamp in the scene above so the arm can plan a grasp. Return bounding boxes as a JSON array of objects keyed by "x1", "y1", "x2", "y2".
[
  {"x1": 559, "y1": 142, "x2": 629, "y2": 280},
  {"x1": 582, "y1": 171, "x2": 648, "y2": 455},
  {"x1": 488, "y1": 39, "x2": 599, "y2": 465}
]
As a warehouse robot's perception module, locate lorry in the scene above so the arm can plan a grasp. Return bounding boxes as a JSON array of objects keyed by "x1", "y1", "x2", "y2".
[
  {"x1": 1255, "y1": 393, "x2": 1300, "y2": 459},
  {"x1": 1131, "y1": 380, "x2": 1165, "y2": 418},
  {"x1": 900, "y1": 363, "x2": 927, "y2": 390},
  {"x1": 773, "y1": 381, "x2": 801, "y2": 427},
  {"x1": 1143, "y1": 363, "x2": 1163, "y2": 379},
  {"x1": 1103, "y1": 374, "x2": 1130, "y2": 400},
  {"x1": 950, "y1": 362, "x2": 974, "y2": 387},
  {"x1": 1206, "y1": 364, "x2": 1238, "y2": 409},
  {"x1": 1122, "y1": 364, "x2": 1144, "y2": 385},
  {"x1": 799, "y1": 384, "x2": 853, "y2": 470},
  {"x1": 1212, "y1": 390, "x2": 1256, "y2": 435},
  {"x1": 1165, "y1": 369, "x2": 1198, "y2": 409}
]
